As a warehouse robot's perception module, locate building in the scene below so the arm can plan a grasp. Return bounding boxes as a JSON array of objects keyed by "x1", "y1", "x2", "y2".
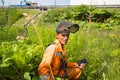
[{"x1": 38, "y1": 0, "x2": 120, "y2": 6}]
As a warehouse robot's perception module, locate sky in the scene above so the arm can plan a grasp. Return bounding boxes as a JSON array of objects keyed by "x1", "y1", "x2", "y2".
[
  {"x1": 0, "y1": 0, "x2": 120, "y2": 6},
  {"x1": 0, "y1": 0, "x2": 68, "y2": 6}
]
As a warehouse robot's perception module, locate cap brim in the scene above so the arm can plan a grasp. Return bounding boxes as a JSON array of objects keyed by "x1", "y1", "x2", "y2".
[{"x1": 69, "y1": 24, "x2": 79, "y2": 33}]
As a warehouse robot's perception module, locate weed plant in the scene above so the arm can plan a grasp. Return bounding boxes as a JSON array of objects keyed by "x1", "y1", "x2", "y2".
[{"x1": 0, "y1": 6, "x2": 120, "y2": 80}]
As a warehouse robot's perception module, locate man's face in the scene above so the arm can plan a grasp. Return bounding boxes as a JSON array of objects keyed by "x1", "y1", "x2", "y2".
[{"x1": 56, "y1": 32, "x2": 70, "y2": 45}]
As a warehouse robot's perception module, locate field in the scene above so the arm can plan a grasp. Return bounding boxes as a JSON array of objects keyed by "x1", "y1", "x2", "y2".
[{"x1": 0, "y1": 6, "x2": 120, "y2": 80}]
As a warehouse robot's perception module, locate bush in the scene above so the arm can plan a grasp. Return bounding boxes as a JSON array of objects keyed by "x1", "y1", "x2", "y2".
[
  {"x1": 0, "y1": 8, "x2": 23, "y2": 27},
  {"x1": 39, "y1": 5, "x2": 119, "y2": 24}
]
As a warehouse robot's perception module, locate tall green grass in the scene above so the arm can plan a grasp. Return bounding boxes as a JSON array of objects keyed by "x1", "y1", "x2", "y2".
[
  {"x1": 28, "y1": 17, "x2": 120, "y2": 79},
  {"x1": 0, "y1": 6, "x2": 120, "y2": 80},
  {"x1": 64, "y1": 28, "x2": 120, "y2": 80},
  {"x1": 29, "y1": 21, "x2": 120, "y2": 79},
  {"x1": 0, "y1": 19, "x2": 120, "y2": 80}
]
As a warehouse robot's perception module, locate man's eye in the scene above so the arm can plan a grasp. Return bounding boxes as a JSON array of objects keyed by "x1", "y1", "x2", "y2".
[{"x1": 62, "y1": 34, "x2": 66, "y2": 37}]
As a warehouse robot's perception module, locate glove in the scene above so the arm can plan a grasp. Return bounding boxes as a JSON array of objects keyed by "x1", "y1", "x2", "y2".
[{"x1": 77, "y1": 58, "x2": 87, "y2": 66}]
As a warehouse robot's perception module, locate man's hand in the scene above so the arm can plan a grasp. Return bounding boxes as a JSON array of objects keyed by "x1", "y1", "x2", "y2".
[
  {"x1": 77, "y1": 63, "x2": 86, "y2": 69},
  {"x1": 76, "y1": 58, "x2": 87, "y2": 69},
  {"x1": 77, "y1": 59, "x2": 87, "y2": 66}
]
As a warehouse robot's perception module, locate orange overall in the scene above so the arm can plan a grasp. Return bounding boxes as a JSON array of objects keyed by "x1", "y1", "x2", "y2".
[{"x1": 38, "y1": 39, "x2": 82, "y2": 80}]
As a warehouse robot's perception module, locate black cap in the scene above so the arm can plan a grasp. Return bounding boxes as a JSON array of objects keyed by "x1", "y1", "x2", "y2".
[{"x1": 56, "y1": 21, "x2": 79, "y2": 33}]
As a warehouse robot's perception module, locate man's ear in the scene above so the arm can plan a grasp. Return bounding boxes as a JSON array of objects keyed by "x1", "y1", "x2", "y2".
[{"x1": 56, "y1": 33, "x2": 59, "y2": 39}]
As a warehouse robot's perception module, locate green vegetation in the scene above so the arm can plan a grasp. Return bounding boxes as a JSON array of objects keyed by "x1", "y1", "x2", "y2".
[
  {"x1": 0, "y1": 8, "x2": 23, "y2": 27},
  {"x1": 0, "y1": 5, "x2": 120, "y2": 80}
]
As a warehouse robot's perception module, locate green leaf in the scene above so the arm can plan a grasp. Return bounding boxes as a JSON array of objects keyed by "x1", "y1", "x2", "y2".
[
  {"x1": 12, "y1": 53, "x2": 25, "y2": 68},
  {"x1": 24, "y1": 72, "x2": 31, "y2": 80},
  {"x1": 0, "y1": 67, "x2": 19, "y2": 80},
  {"x1": 0, "y1": 58, "x2": 11, "y2": 67}
]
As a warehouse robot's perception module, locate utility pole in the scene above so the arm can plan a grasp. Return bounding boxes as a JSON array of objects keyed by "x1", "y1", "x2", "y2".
[
  {"x1": 24, "y1": 0, "x2": 26, "y2": 2},
  {"x1": 55, "y1": 0, "x2": 56, "y2": 7},
  {"x1": 1, "y1": 0, "x2": 4, "y2": 6}
]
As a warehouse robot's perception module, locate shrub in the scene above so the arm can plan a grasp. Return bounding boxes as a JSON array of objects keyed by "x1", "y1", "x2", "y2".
[{"x1": 0, "y1": 8, "x2": 23, "y2": 27}]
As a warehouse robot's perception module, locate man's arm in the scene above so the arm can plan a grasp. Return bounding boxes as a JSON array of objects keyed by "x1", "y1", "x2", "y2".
[{"x1": 38, "y1": 45, "x2": 56, "y2": 79}]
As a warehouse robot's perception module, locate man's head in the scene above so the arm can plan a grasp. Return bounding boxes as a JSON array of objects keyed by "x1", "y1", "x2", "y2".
[{"x1": 56, "y1": 21, "x2": 79, "y2": 45}]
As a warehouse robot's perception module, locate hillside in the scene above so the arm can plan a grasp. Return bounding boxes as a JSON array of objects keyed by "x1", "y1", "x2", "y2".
[{"x1": 12, "y1": 9, "x2": 40, "y2": 27}]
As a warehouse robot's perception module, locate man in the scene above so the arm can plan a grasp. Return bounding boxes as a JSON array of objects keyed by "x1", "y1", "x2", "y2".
[{"x1": 38, "y1": 21, "x2": 87, "y2": 80}]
